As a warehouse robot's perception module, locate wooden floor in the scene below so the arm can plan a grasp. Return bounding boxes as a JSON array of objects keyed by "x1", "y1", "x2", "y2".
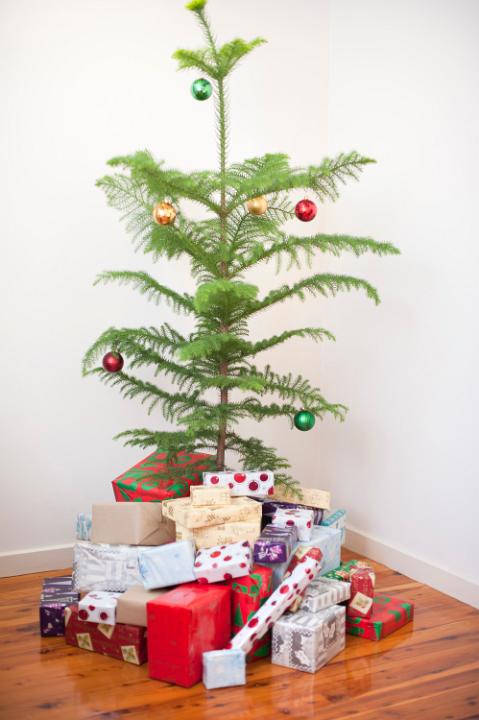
[{"x1": 0, "y1": 549, "x2": 478, "y2": 720}]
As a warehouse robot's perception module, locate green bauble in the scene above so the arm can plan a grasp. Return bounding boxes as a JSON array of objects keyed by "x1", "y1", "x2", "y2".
[
  {"x1": 191, "y1": 78, "x2": 212, "y2": 101},
  {"x1": 294, "y1": 410, "x2": 316, "y2": 431}
]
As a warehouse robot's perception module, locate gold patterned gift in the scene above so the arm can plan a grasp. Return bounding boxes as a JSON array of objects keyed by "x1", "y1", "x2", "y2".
[
  {"x1": 162, "y1": 495, "x2": 261, "y2": 529},
  {"x1": 175, "y1": 519, "x2": 261, "y2": 549},
  {"x1": 272, "y1": 486, "x2": 331, "y2": 510}
]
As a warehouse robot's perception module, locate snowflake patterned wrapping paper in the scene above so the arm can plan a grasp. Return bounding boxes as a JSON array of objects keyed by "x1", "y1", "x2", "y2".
[
  {"x1": 76, "y1": 512, "x2": 92, "y2": 541},
  {"x1": 272, "y1": 507, "x2": 315, "y2": 542},
  {"x1": 193, "y1": 540, "x2": 252, "y2": 584},
  {"x1": 73, "y1": 542, "x2": 146, "y2": 592},
  {"x1": 346, "y1": 595, "x2": 414, "y2": 640},
  {"x1": 78, "y1": 591, "x2": 121, "y2": 626},
  {"x1": 300, "y1": 577, "x2": 351, "y2": 613},
  {"x1": 138, "y1": 541, "x2": 196, "y2": 590},
  {"x1": 299, "y1": 526, "x2": 342, "y2": 576},
  {"x1": 175, "y1": 518, "x2": 261, "y2": 549},
  {"x1": 116, "y1": 585, "x2": 169, "y2": 627},
  {"x1": 91, "y1": 502, "x2": 175, "y2": 546},
  {"x1": 272, "y1": 605, "x2": 346, "y2": 673},
  {"x1": 320, "y1": 509, "x2": 346, "y2": 544},
  {"x1": 227, "y1": 554, "x2": 321, "y2": 654},
  {"x1": 253, "y1": 525, "x2": 298, "y2": 563},
  {"x1": 39, "y1": 576, "x2": 79, "y2": 637},
  {"x1": 203, "y1": 649, "x2": 246, "y2": 689},
  {"x1": 147, "y1": 583, "x2": 231, "y2": 687},
  {"x1": 163, "y1": 495, "x2": 261, "y2": 529},
  {"x1": 229, "y1": 564, "x2": 273, "y2": 662},
  {"x1": 64, "y1": 605, "x2": 147, "y2": 665},
  {"x1": 347, "y1": 567, "x2": 376, "y2": 618},
  {"x1": 190, "y1": 485, "x2": 231, "y2": 507},
  {"x1": 112, "y1": 449, "x2": 216, "y2": 502},
  {"x1": 271, "y1": 485, "x2": 331, "y2": 510},
  {"x1": 202, "y1": 470, "x2": 274, "y2": 497}
]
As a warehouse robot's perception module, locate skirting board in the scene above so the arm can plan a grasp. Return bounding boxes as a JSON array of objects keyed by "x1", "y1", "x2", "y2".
[
  {"x1": 345, "y1": 526, "x2": 479, "y2": 609},
  {"x1": 0, "y1": 544, "x2": 73, "y2": 578}
]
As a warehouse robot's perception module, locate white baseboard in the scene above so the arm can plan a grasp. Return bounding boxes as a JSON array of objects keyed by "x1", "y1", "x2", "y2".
[
  {"x1": 0, "y1": 544, "x2": 73, "y2": 578},
  {"x1": 345, "y1": 526, "x2": 479, "y2": 609}
]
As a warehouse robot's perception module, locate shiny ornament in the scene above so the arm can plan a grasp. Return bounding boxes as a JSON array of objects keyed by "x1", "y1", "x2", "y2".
[
  {"x1": 295, "y1": 199, "x2": 317, "y2": 222},
  {"x1": 191, "y1": 78, "x2": 212, "y2": 101},
  {"x1": 246, "y1": 195, "x2": 268, "y2": 216},
  {"x1": 294, "y1": 410, "x2": 316, "y2": 431},
  {"x1": 102, "y1": 352, "x2": 124, "y2": 373},
  {"x1": 152, "y1": 201, "x2": 177, "y2": 226}
]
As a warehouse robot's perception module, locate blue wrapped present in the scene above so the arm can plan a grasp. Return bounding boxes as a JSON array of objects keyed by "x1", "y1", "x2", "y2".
[
  {"x1": 320, "y1": 509, "x2": 346, "y2": 545},
  {"x1": 203, "y1": 649, "x2": 246, "y2": 689},
  {"x1": 138, "y1": 541, "x2": 196, "y2": 590}
]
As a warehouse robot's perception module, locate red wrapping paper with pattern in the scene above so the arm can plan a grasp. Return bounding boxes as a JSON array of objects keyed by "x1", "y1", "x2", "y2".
[
  {"x1": 346, "y1": 594, "x2": 414, "y2": 640},
  {"x1": 112, "y1": 450, "x2": 216, "y2": 502},
  {"x1": 64, "y1": 605, "x2": 147, "y2": 664},
  {"x1": 348, "y1": 567, "x2": 375, "y2": 618},
  {"x1": 229, "y1": 564, "x2": 273, "y2": 661},
  {"x1": 283, "y1": 546, "x2": 323, "y2": 612}
]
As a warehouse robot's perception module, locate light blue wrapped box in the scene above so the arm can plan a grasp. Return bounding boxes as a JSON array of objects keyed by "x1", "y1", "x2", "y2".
[
  {"x1": 300, "y1": 526, "x2": 342, "y2": 576},
  {"x1": 320, "y1": 509, "x2": 346, "y2": 545},
  {"x1": 203, "y1": 649, "x2": 246, "y2": 689},
  {"x1": 138, "y1": 540, "x2": 196, "y2": 590},
  {"x1": 76, "y1": 512, "x2": 92, "y2": 541}
]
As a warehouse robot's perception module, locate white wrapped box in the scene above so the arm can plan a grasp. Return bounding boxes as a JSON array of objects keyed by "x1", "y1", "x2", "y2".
[
  {"x1": 227, "y1": 554, "x2": 321, "y2": 654},
  {"x1": 193, "y1": 541, "x2": 251, "y2": 584},
  {"x1": 138, "y1": 541, "x2": 196, "y2": 590},
  {"x1": 272, "y1": 605, "x2": 346, "y2": 673},
  {"x1": 78, "y1": 591, "x2": 121, "y2": 626},
  {"x1": 300, "y1": 577, "x2": 351, "y2": 613},
  {"x1": 272, "y1": 507, "x2": 314, "y2": 542},
  {"x1": 202, "y1": 470, "x2": 274, "y2": 497},
  {"x1": 73, "y1": 542, "x2": 146, "y2": 592}
]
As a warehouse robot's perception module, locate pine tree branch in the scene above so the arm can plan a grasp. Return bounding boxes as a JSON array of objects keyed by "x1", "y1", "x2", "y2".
[
  {"x1": 240, "y1": 327, "x2": 335, "y2": 358},
  {"x1": 94, "y1": 271, "x2": 195, "y2": 313}
]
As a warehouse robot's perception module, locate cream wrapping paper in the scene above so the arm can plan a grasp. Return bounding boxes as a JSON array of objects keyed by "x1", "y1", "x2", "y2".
[
  {"x1": 163, "y1": 496, "x2": 261, "y2": 529},
  {"x1": 190, "y1": 486, "x2": 231, "y2": 507},
  {"x1": 272, "y1": 486, "x2": 331, "y2": 510},
  {"x1": 176, "y1": 519, "x2": 261, "y2": 549}
]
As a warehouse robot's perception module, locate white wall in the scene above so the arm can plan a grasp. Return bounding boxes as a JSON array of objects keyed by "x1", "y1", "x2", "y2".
[
  {"x1": 321, "y1": 0, "x2": 479, "y2": 596},
  {"x1": 1, "y1": 0, "x2": 478, "y2": 604}
]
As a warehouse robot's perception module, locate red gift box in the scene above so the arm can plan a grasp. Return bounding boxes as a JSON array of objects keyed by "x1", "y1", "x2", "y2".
[
  {"x1": 147, "y1": 583, "x2": 231, "y2": 687},
  {"x1": 348, "y1": 567, "x2": 375, "y2": 618},
  {"x1": 64, "y1": 604, "x2": 147, "y2": 664},
  {"x1": 346, "y1": 594, "x2": 414, "y2": 640},
  {"x1": 112, "y1": 450, "x2": 216, "y2": 502},
  {"x1": 230, "y1": 564, "x2": 273, "y2": 662}
]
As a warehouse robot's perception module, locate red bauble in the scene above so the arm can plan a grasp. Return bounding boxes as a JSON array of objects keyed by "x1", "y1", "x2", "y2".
[
  {"x1": 102, "y1": 351, "x2": 124, "y2": 373},
  {"x1": 295, "y1": 199, "x2": 317, "y2": 222}
]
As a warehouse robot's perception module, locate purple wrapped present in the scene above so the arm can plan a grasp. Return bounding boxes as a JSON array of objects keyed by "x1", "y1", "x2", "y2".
[
  {"x1": 39, "y1": 576, "x2": 79, "y2": 637},
  {"x1": 253, "y1": 525, "x2": 298, "y2": 563}
]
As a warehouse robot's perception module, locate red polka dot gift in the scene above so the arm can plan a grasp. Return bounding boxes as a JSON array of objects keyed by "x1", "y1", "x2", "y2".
[
  {"x1": 78, "y1": 591, "x2": 121, "y2": 626},
  {"x1": 271, "y1": 506, "x2": 315, "y2": 542},
  {"x1": 193, "y1": 540, "x2": 252, "y2": 584},
  {"x1": 202, "y1": 470, "x2": 275, "y2": 498}
]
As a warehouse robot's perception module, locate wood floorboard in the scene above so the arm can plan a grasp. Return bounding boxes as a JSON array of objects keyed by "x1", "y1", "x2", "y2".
[{"x1": 0, "y1": 549, "x2": 478, "y2": 720}]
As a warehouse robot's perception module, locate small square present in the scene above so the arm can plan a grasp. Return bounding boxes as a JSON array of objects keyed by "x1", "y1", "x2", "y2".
[
  {"x1": 78, "y1": 591, "x2": 121, "y2": 626},
  {"x1": 346, "y1": 594, "x2": 414, "y2": 640},
  {"x1": 300, "y1": 577, "x2": 351, "y2": 613},
  {"x1": 190, "y1": 485, "x2": 231, "y2": 507},
  {"x1": 194, "y1": 540, "x2": 251, "y2": 584},
  {"x1": 272, "y1": 507, "x2": 314, "y2": 542},
  {"x1": 253, "y1": 525, "x2": 298, "y2": 563},
  {"x1": 203, "y1": 649, "x2": 246, "y2": 689},
  {"x1": 138, "y1": 541, "x2": 195, "y2": 590},
  {"x1": 73, "y1": 542, "x2": 145, "y2": 592},
  {"x1": 65, "y1": 605, "x2": 147, "y2": 664},
  {"x1": 91, "y1": 502, "x2": 175, "y2": 546},
  {"x1": 203, "y1": 470, "x2": 274, "y2": 498},
  {"x1": 347, "y1": 567, "x2": 376, "y2": 618},
  {"x1": 272, "y1": 605, "x2": 346, "y2": 673},
  {"x1": 112, "y1": 449, "x2": 216, "y2": 502}
]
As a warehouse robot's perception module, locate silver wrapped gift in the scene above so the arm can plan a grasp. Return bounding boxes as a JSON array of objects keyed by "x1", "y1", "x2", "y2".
[
  {"x1": 300, "y1": 577, "x2": 351, "y2": 613},
  {"x1": 73, "y1": 541, "x2": 147, "y2": 592},
  {"x1": 272, "y1": 605, "x2": 346, "y2": 673}
]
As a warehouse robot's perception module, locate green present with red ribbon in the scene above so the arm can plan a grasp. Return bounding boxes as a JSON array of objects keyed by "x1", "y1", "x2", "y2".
[
  {"x1": 346, "y1": 594, "x2": 414, "y2": 640},
  {"x1": 112, "y1": 450, "x2": 216, "y2": 502},
  {"x1": 229, "y1": 564, "x2": 273, "y2": 661}
]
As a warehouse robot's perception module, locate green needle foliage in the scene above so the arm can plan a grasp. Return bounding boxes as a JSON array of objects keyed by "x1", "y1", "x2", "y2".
[{"x1": 83, "y1": 0, "x2": 399, "y2": 492}]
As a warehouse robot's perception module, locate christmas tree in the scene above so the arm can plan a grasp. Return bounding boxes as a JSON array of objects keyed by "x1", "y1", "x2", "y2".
[{"x1": 82, "y1": 0, "x2": 399, "y2": 492}]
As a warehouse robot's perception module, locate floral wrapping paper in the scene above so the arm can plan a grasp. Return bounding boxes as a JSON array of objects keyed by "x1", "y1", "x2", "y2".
[{"x1": 253, "y1": 525, "x2": 298, "y2": 563}]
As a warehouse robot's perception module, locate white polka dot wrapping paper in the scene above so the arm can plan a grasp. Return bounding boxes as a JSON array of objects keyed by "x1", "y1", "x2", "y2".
[{"x1": 202, "y1": 470, "x2": 275, "y2": 497}]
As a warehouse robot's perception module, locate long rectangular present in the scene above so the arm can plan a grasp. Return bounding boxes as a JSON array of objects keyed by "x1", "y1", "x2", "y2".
[
  {"x1": 116, "y1": 584, "x2": 169, "y2": 627},
  {"x1": 300, "y1": 577, "x2": 351, "y2": 613},
  {"x1": 271, "y1": 485, "x2": 331, "y2": 510},
  {"x1": 147, "y1": 583, "x2": 231, "y2": 687},
  {"x1": 163, "y1": 495, "x2": 261, "y2": 529},
  {"x1": 112, "y1": 449, "x2": 216, "y2": 502},
  {"x1": 176, "y1": 519, "x2": 261, "y2": 549},
  {"x1": 78, "y1": 591, "x2": 121, "y2": 625},
  {"x1": 91, "y1": 502, "x2": 175, "y2": 545},
  {"x1": 229, "y1": 564, "x2": 273, "y2": 662},
  {"x1": 346, "y1": 594, "x2": 414, "y2": 640},
  {"x1": 272, "y1": 605, "x2": 346, "y2": 673},
  {"x1": 65, "y1": 604, "x2": 147, "y2": 664},
  {"x1": 72, "y1": 542, "x2": 146, "y2": 592},
  {"x1": 202, "y1": 470, "x2": 274, "y2": 497}
]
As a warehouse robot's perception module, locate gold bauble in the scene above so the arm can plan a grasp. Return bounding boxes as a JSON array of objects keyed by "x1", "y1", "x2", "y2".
[
  {"x1": 152, "y1": 201, "x2": 177, "y2": 226},
  {"x1": 246, "y1": 196, "x2": 268, "y2": 216}
]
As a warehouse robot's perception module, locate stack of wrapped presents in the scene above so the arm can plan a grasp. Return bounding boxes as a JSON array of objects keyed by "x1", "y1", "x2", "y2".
[{"x1": 40, "y1": 450, "x2": 414, "y2": 689}]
